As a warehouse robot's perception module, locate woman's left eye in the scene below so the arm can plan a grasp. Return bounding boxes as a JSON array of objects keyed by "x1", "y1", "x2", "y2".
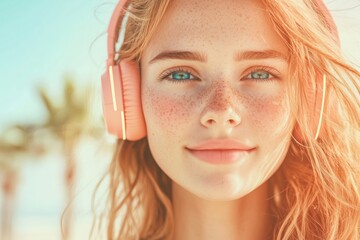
[
  {"x1": 244, "y1": 69, "x2": 278, "y2": 81},
  {"x1": 248, "y1": 71, "x2": 271, "y2": 79},
  {"x1": 160, "y1": 68, "x2": 199, "y2": 82}
]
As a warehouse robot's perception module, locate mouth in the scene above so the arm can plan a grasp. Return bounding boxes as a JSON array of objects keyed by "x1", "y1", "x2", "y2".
[
  {"x1": 186, "y1": 148, "x2": 255, "y2": 165},
  {"x1": 186, "y1": 138, "x2": 256, "y2": 164}
]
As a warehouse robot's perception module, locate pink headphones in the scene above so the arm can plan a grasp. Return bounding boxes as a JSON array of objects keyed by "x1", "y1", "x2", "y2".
[
  {"x1": 101, "y1": 0, "x2": 146, "y2": 141},
  {"x1": 101, "y1": 0, "x2": 339, "y2": 142}
]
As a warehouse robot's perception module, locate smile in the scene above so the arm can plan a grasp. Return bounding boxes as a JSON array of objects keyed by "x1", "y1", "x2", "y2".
[
  {"x1": 186, "y1": 149, "x2": 255, "y2": 165},
  {"x1": 186, "y1": 139, "x2": 256, "y2": 164}
]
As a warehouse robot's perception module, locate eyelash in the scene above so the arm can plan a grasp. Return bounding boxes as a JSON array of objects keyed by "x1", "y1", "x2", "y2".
[
  {"x1": 244, "y1": 66, "x2": 279, "y2": 82},
  {"x1": 159, "y1": 66, "x2": 280, "y2": 83},
  {"x1": 159, "y1": 67, "x2": 200, "y2": 83}
]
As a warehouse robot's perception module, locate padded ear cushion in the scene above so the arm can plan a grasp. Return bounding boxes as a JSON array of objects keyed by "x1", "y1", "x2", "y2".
[
  {"x1": 119, "y1": 60, "x2": 147, "y2": 140},
  {"x1": 101, "y1": 61, "x2": 146, "y2": 140},
  {"x1": 292, "y1": 74, "x2": 326, "y2": 142}
]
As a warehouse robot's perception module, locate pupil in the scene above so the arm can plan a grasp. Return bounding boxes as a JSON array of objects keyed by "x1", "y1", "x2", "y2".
[
  {"x1": 173, "y1": 72, "x2": 190, "y2": 80},
  {"x1": 252, "y1": 71, "x2": 269, "y2": 79}
]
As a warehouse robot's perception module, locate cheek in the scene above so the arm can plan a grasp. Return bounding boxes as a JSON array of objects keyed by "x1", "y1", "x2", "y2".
[
  {"x1": 142, "y1": 87, "x2": 196, "y2": 135},
  {"x1": 245, "y1": 93, "x2": 288, "y2": 131}
]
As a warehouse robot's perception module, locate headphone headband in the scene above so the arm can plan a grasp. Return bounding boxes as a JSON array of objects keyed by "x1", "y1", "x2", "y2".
[
  {"x1": 107, "y1": 0, "x2": 130, "y2": 67},
  {"x1": 105, "y1": 0, "x2": 339, "y2": 67},
  {"x1": 315, "y1": 0, "x2": 340, "y2": 44}
]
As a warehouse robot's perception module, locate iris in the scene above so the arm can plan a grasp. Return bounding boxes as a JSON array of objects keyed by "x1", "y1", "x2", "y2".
[
  {"x1": 172, "y1": 72, "x2": 191, "y2": 80},
  {"x1": 250, "y1": 71, "x2": 270, "y2": 79}
]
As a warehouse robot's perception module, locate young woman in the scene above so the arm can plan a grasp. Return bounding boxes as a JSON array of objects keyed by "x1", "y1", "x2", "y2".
[{"x1": 94, "y1": 0, "x2": 360, "y2": 239}]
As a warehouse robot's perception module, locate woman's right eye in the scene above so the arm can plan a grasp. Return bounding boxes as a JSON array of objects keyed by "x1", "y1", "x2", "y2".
[{"x1": 160, "y1": 68, "x2": 200, "y2": 83}]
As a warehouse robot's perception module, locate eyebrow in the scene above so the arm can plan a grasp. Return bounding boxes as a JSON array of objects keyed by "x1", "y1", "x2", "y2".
[
  {"x1": 235, "y1": 50, "x2": 288, "y2": 62},
  {"x1": 149, "y1": 51, "x2": 207, "y2": 64},
  {"x1": 148, "y1": 50, "x2": 288, "y2": 64}
]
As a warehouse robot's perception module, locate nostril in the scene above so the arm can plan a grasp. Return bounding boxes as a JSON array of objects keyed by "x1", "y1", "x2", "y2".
[
  {"x1": 228, "y1": 119, "x2": 236, "y2": 125},
  {"x1": 208, "y1": 119, "x2": 216, "y2": 125},
  {"x1": 200, "y1": 106, "x2": 241, "y2": 128}
]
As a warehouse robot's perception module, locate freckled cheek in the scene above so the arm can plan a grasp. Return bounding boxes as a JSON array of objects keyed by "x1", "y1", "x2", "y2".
[
  {"x1": 142, "y1": 88, "x2": 196, "y2": 131},
  {"x1": 245, "y1": 94, "x2": 288, "y2": 131}
]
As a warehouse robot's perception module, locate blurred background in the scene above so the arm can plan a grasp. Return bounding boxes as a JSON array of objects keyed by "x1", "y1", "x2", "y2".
[{"x1": 0, "y1": 0, "x2": 359, "y2": 239}]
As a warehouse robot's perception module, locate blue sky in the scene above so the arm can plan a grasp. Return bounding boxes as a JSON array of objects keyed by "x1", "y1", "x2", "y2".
[{"x1": 0, "y1": 0, "x2": 114, "y2": 130}]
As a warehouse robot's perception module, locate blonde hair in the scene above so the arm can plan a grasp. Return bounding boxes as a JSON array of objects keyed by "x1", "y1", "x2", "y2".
[{"x1": 92, "y1": 0, "x2": 360, "y2": 239}]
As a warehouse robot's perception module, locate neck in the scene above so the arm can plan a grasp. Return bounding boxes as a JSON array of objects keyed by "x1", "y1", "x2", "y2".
[{"x1": 171, "y1": 182, "x2": 272, "y2": 240}]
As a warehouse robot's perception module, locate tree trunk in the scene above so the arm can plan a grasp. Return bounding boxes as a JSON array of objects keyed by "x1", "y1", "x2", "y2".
[
  {"x1": 62, "y1": 141, "x2": 76, "y2": 240},
  {"x1": 1, "y1": 170, "x2": 17, "y2": 240}
]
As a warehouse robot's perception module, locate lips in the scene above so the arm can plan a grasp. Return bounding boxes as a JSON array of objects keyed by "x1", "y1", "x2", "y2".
[{"x1": 186, "y1": 139, "x2": 256, "y2": 164}]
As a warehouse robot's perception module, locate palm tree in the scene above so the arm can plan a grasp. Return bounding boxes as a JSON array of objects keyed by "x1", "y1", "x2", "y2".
[
  {"x1": 0, "y1": 76, "x2": 105, "y2": 240},
  {"x1": 0, "y1": 124, "x2": 47, "y2": 240},
  {"x1": 38, "y1": 76, "x2": 103, "y2": 240}
]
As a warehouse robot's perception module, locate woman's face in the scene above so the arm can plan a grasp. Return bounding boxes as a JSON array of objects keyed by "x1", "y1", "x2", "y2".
[{"x1": 141, "y1": 0, "x2": 292, "y2": 200}]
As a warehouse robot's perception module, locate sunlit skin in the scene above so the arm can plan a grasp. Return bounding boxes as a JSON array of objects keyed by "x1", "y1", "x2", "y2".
[{"x1": 140, "y1": 0, "x2": 293, "y2": 239}]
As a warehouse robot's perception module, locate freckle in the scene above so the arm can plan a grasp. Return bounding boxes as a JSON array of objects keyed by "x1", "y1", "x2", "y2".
[{"x1": 247, "y1": 94, "x2": 285, "y2": 129}]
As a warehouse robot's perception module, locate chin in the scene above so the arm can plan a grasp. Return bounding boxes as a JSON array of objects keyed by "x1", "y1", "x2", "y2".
[{"x1": 187, "y1": 174, "x2": 261, "y2": 201}]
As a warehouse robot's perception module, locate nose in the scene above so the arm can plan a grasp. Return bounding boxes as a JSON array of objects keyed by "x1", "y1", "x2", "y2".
[{"x1": 200, "y1": 84, "x2": 241, "y2": 128}]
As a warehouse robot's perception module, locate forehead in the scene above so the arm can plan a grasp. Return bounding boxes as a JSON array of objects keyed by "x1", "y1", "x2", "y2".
[{"x1": 144, "y1": 0, "x2": 287, "y2": 58}]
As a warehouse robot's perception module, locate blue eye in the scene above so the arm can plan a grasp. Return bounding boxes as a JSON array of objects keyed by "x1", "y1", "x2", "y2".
[
  {"x1": 172, "y1": 71, "x2": 192, "y2": 80},
  {"x1": 160, "y1": 68, "x2": 199, "y2": 82},
  {"x1": 244, "y1": 68, "x2": 278, "y2": 81},
  {"x1": 249, "y1": 71, "x2": 271, "y2": 79}
]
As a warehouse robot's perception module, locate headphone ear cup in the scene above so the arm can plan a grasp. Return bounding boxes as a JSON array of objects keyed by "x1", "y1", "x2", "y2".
[
  {"x1": 101, "y1": 61, "x2": 146, "y2": 140},
  {"x1": 292, "y1": 74, "x2": 326, "y2": 143},
  {"x1": 101, "y1": 64, "x2": 124, "y2": 137},
  {"x1": 120, "y1": 60, "x2": 147, "y2": 140}
]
